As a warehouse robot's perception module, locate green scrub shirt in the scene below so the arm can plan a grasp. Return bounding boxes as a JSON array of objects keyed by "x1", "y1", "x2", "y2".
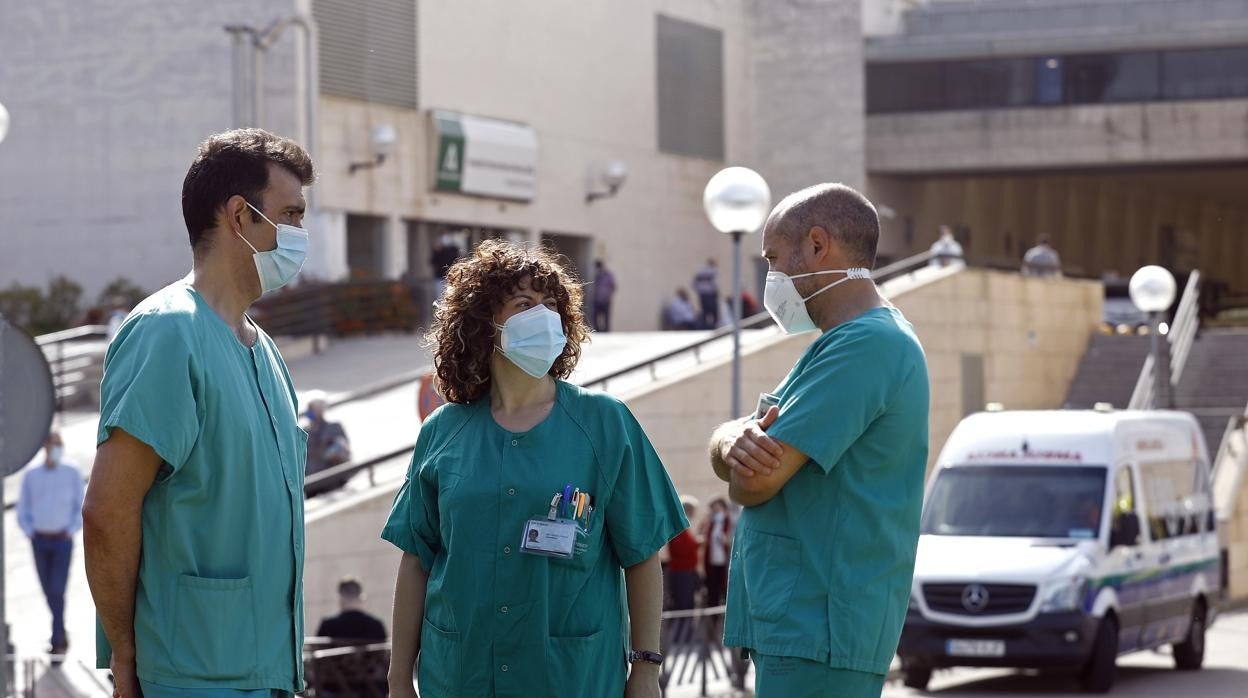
[
  {"x1": 96, "y1": 282, "x2": 306, "y2": 692},
  {"x1": 382, "y1": 380, "x2": 687, "y2": 697},
  {"x1": 724, "y1": 306, "x2": 929, "y2": 676}
]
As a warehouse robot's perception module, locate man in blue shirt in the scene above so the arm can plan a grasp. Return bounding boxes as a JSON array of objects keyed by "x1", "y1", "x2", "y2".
[
  {"x1": 708, "y1": 183, "x2": 930, "y2": 697},
  {"x1": 17, "y1": 430, "x2": 84, "y2": 655}
]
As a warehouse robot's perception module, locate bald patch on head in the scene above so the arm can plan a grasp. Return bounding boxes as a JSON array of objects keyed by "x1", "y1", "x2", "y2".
[{"x1": 766, "y1": 183, "x2": 880, "y2": 268}]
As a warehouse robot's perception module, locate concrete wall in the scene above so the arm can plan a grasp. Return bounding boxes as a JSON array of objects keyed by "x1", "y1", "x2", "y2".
[
  {"x1": 300, "y1": 267, "x2": 1103, "y2": 627},
  {"x1": 1232, "y1": 474, "x2": 1248, "y2": 601},
  {"x1": 0, "y1": 0, "x2": 299, "y2": 299},
  {"x1": 304, "y1": 487, "x2": 406, "y2": 636},
  {"x1": 866, "y1": 100, "x2": 1248, "y2": 175},
  {"x1": 308, "y1": 0, "x2": 757, "y2": 331}
]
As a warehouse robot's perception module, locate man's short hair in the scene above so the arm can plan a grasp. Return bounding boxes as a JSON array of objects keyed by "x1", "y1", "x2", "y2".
[
  {"x1": 771, "y1": 183, "x2": 880, "y2": 268},
  {"x1": 338, "y1": 578, "x2": 363, "y2": 600},
  {"x1": 181, "y1": 128, "x2": 315, "y2": 251}
]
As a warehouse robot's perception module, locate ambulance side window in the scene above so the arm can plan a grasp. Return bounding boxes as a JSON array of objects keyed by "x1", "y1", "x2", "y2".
[{"x1": 1110, "y1": 467, "x2": 1143, "y2": 548}]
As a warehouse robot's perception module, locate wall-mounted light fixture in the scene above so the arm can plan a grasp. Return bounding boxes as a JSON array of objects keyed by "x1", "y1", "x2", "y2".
[
  {"x1": 586, "y1": 160, "x2": 628, "y2": 203},
  {"x1": 349, "y1": 124, "x2": 398, "y2": 174}
]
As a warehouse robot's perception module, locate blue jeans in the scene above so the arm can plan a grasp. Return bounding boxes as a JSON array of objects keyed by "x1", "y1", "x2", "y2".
[{"x1": 32, "y1": 536, "x2": 73, "y2": 647}]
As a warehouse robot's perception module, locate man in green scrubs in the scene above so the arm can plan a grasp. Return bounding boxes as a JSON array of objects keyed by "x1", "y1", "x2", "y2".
[
  {"x1": 83, "y1": 129, "x2": 315, "y2": 697},
  {"x1": 708, "y1": 183, "x2": 930, "y2": 697}
]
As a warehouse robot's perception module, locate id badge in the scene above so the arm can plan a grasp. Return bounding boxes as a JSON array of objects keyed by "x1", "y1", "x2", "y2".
[
  {"x1": 521, "y1": 519, "x2": 577, "y2": 558},
  {"x1": 756, "y1": 392, "x2": 780, "y2": 419}
]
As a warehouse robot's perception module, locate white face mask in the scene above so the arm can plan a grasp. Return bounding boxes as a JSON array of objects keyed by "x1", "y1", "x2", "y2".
[
  {"x1": 48, "y1": 445, "x2": 63, "y2": 464},
  {"x1": 495, "y1": 305, "x2": 568, "y2": 379},
  {"x1": 764, "y1": 267, "x2": 872, "y2": 334},
  {"x1": 238, "y1": 202, "x2": 310, "y2": 294}
]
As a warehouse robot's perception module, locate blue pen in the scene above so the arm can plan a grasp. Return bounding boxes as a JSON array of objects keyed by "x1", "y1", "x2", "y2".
[{"x1": 562, "y1": 483, "x2": 573, "y2": 518}]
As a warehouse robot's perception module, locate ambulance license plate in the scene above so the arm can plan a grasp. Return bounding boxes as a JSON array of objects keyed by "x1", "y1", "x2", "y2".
[{"x1": 946, "y1": 639, "x2": 1006, "y2": 657}]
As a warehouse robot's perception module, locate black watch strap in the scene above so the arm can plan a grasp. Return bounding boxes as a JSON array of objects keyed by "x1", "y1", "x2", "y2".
[{"x1": 628, "y1": 649, "x2": 663, "y2": 665}]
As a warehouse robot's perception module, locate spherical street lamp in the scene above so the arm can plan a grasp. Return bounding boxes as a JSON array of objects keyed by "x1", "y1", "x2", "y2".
[
  {"x1": 1128, "y1": 265, "x2": 1176, "y2": 313},
  {"x1": 703, "y1": 167, "x2": 771, "y2": 236},
  {"x1": 703, "y1": 167, "x2": 772, "y2": 419},
  {"x1": 1129, "y1": 265, "x2": 1177, "y2": 409}
]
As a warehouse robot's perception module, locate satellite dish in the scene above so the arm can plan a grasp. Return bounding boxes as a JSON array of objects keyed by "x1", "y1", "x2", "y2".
[{"x1": 0, "y1": 315, "x2": 56, "y2": 477}]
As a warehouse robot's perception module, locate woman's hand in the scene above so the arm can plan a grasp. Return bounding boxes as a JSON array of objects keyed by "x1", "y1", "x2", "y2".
[
  {"x1": 624, "y1": 664, "x2": 661, "y2": 698},
  {"x1": 387, "y1": 673, "x2": 418, "y2": 698}
]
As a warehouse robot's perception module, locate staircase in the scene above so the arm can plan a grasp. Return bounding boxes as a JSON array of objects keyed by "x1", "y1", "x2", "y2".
[
  {"x1": 1175, "y1": 328, "x2": 1248, "y2": 455},
  {"x1": 1064, "y1": 334, "x2": 1153, "y2": 410}
]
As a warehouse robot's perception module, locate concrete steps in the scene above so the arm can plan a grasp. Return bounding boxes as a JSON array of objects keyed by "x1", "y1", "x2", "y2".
[{"x1": 1063, "y1": 334, "x2": 1152, "y2": 409}]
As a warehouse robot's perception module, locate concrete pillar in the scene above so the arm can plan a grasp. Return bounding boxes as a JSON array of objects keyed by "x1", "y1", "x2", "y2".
[
  {"x1": 749, "y1": 0, "x2": 865, "y2": 197},
  {"x1": 383, "y1": 213, "x2": 407, "y2": 279},
  {"x1": 307, "y1": 208, "x2": 349, "y2": 281}
]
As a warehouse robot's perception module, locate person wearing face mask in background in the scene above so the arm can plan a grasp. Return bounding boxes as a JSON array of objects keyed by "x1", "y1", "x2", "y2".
[
  {"x1": 706, "y1": 183, "x2": 930, "y2": 698},
  {"x1": 83, "y1": 129, "x2": 315, "y2": 698},
  {"x1": 17, "y1": 430, "x2": 85, "y2": 658},
  {"x1": 382, "y1": 240, "x2": 687, "y2": 698}
]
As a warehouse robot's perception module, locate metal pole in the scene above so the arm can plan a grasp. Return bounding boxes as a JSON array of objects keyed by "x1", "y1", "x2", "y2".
[
  {"x1": 0, "y1": 317, "x2": 7, "y2": 698},
  {"x1": 1151, "y1": 312, "x2": 1164, "y2": 410},
  {"x1": 251, "y1": 37, "x2": 264, "y2": 127},
  {"x1": 731, "y1": 231, "x2": 743, "y2": 420}
]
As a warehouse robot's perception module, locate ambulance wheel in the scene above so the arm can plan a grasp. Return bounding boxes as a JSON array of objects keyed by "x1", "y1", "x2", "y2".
[
  {"x1": 1173, "y1": 599, "x2": 1206, "y2": 671},
  {"x1": 901, "y1": 659, "x2": 931, "y2": 690},
  {"x1": 1080, "y1": 615, "x2": 1117, "y2": 694}
]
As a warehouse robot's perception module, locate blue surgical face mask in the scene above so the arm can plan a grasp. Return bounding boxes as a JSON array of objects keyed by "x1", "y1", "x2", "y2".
[
  {"x1": 238, "y1": 202, "x2": 309, "y2": 294},
  {"x1": 495, "y1": 305, "x2": 568, "y2": 379}
]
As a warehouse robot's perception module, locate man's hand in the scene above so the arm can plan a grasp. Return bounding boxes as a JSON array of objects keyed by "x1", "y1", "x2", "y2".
[
  {"x1": 625, "y1": 663, "x2": 661, "y2": 698},
  {"x1": 718, "y1": 406, "x2": 783, "y2": 479},
  {"x1": 110, "y1": 655, "x2": 141, "y2": 698}
]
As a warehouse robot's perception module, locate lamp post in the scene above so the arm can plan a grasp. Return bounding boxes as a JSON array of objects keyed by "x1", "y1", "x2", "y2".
[
  {"x1": 1129, "y1": 265, "x2": 1177, "y2": 409},
  {"x1": 703, "y1": 167, "x2": 772, "y2": 419}
]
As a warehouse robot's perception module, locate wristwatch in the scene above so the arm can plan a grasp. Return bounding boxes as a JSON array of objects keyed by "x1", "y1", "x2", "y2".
[{"x1": 628, "y1": 649, "x2": 664, "y2": 666}]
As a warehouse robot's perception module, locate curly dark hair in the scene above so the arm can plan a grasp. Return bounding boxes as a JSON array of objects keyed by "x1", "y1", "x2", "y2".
[{"x1": 428, "y1": 239, "x2": 590, "y2": 403}]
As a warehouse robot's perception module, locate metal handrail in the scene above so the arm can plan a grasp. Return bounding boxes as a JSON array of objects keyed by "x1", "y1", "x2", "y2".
[
  {"x1": 581, "y1": 249, "x2": 940, "y2": 392},
  {"x1": 1170, "y1": 271, "x2": 1202, "y2": 386},
  {"x1": 1129, "y1": 354, "x2": 1155, "y2": 410},
  {"x1": 34, "y1": 324, "x2": 109, "y2": 345}
]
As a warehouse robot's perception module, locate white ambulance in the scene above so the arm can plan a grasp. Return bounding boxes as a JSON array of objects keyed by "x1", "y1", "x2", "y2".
[{"x1": 897, "y1": 409, "x2": 1222, "y2": 693}]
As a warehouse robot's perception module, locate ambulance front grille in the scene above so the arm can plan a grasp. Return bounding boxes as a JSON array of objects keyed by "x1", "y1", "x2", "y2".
[{"x1": 922, "y1": 583, "x2": 1037, "y2": 616}]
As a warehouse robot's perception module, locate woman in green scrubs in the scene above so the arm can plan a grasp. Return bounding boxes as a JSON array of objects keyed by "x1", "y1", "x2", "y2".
[{"x1": 383, "y1": 240, "x2": 688, "y2": 697}]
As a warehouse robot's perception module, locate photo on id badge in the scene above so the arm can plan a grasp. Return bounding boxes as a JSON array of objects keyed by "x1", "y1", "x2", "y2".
[{"x1": 521, "y1": 485, "x2": 595, "y2": 559}]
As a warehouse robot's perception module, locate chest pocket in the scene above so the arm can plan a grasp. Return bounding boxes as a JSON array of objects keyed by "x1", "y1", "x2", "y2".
[{"x1": 549, "y1": 503, "x2": 604, "y2": 574}]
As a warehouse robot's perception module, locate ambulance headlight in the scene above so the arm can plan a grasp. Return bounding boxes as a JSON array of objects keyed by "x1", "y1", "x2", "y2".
[{"x1": 1039, "y1": 577, "x2": 1089, "y2": 613}]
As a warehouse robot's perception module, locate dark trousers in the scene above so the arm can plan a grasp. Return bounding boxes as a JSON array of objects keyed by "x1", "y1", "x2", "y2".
[
  {"x1": 705, "y1": 564, "x2": 729, "y2": 608},
  {"x1": 32, "y1": 537, "x2": 72, "y2": 647},
  {"x1": 669, "y1": 570, "x2": 700, "y2": 611},
  {"x1": 697, "y1": 292, "x2": 719, "y2": 328},
  {"x1": 593, "y1": 301, "x2": 611, "y2": 332}
]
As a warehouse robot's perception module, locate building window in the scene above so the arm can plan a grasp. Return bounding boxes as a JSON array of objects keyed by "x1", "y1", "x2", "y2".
[
  {"x1": 1162, "y1": 46, "x2": 1248, "y2": 100},
  {"x1": 1064, "y1": 52, "x2": 1160, "y2": 104},
  {"x1": 655, "y1": 14, "x2": 724, "y2": 160},
  {"x1": 314, "y1": 0, "x2": 418, "y2": 109},
  {"x1": 866, "y1": 45, "x2": 1248, "y2": 114}
]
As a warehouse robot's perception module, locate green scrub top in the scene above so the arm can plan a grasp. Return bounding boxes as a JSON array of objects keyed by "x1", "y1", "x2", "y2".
[
  {"x1": 724, "y1": 306, "x2": 929, "y2": 676},
  {"x1": 381, "y1": 380, "x2": 688, "y2": 697},
  {"x1": 96, "y1": 282, "x2": 307, "y2": 692}
]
